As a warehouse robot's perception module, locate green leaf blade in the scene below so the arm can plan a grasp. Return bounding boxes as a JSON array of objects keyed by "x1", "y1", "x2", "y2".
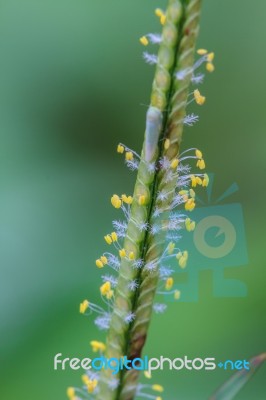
[{"x1": 210, "y1": 353, "x2": 266, "y2": 400}]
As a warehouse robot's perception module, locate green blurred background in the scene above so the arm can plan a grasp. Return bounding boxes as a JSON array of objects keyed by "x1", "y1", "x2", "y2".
[{"x1": 0, "y1": 0, "x2": 265, "y2": 398}]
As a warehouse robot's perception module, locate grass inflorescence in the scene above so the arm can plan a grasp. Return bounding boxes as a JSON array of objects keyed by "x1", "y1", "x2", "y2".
[{"x1": 67, "y1": 1, "x2": 216, "y2": 399}]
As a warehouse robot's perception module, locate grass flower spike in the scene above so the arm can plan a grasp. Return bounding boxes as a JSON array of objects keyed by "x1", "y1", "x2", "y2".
[{"x1": 69, "y1": 1, "x2": 216, "y2": 399}]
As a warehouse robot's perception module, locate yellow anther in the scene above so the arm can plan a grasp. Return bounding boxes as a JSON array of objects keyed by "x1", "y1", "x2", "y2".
[
  {"x1": 87, "y1": 379, "x2": 98, "y2": 393},
  {"x1": 144, "y1": 370, "x2": 152, "y2": 379},
  {"x1": 197, "y1": 48, "x2": 208, "y2": 55},
  {"x1": 179, "y1": 190, "x2": 188, "y2": 196},
  {"x1": 206, "y1": 62, "x2": 215, "y2": 72},
  {"x1": 156, "y1": 397, "x2": 162, "y2": 400},
  {"x1": 125, "y1": 151, "x2": 134, "y2": 161},
  {"x1": 96, "y1": 259, "x2": 104, "y2": 268},
  {"x1": 122, "y1": 194, "x2": 133, "y2": 205},
  {"x1": 79, "y1": 300, "x2": 89, "y2": 314},
  {"x1": 195, "y1": 149, "x2": 203, "y2": 159},
  {"x1": 82, "y1": 374, "x2": 90, "y2": 385},
  {"x1": 140, "y1": 36, "x2": 149, "y2": 46},
  {"x1": 190, "y1": 221, "x2": 196, "y2": 231},
  {"x1": 127, "y1": 196, "x2": 133, "y2": 204},
  {"x1": 185, "y1": 198, "x2": 196, "y2": 211},
  {"x1": 196, "y1": 176, "x2": 203, "y2": 185},
  {"x1": 191, "y1": 175, "x2": 197, "y2": 188},
  {"x1": 171, "y1": 158, "x2": 179, "y2": 169},
  {"x1": 194, "y1": 89, "x2": 206, "y2": 105},
  {"x1": 100, "y1": 281, "x2": 111, "y2": 294},
  {"x1": 100, "y1": 281, "x2": 113, "y2": 299},
  {"x1": 165, "y1": 277, "x2": 174, "y2": 290},
  {"x1": 119, "y1": 248, "x2": 127, "y2": 258},
  {"x1": 111, "y1": 194, "x2": 122, "y2": 209},
  {"x1": 67, "y1": 387, "x2": 75, "y2": 398},
  {"x1": 199, "y1": 159, "x2": 206, "y2": 169},
  {"x1": 111, "y1": 232, "x2": 118, "y2": 242},
  {"x1": 179, "y1": 255, "x2": 188, "y2": 269},
  {"x1": 185, "y1": 218, "x2": 195, "y2": 232},
  {"x1": 90, "y1": 340, "x2": 106, "y2": 353},
  {"x1": 160, "y1": 14, "x2": 166, "y2": 25},
  {"x1": 129, "y1": 251, "x2": 135, "y2": 260},
  {"x1": 104, "y1": 234, "x2": 112, "y2": 245},
  {"x1": 100, "y1": 256, "x2": 108, "y2": 265},
  {"x1": 164, "y1": 138, "x2": 170, "y2": 150},
  {"x1": 105, "y1": 290, "x2": 114, "y2": 300},
  {"x1": 155, "y1": 8, "x2": 164, "y2": 17},
  {"x1": 152, "y1": 384, "x2": 164, "y2": 392},
  {"x1": 202, "y1": 173, "x2": 209, "y2": 187},
  {"x1": 207, "y1": 52, "x2": 215, "y2": 62},
  {"x1": 196, "y1": 159, "x2": 206, "y2": 170},
  {"x1": 174, "y1": 290, "x2": 181, "y2": 300},
  {"x1": 189, "y1": 189, "x2": 196, "y2": 198},
  {"x1": 138, "y1": 195, "x2": 147, "y2": 206},
  {"x1": 117, "y1": 144, "x2": 124, "y2": 154},
  {"x1": 177, "y1": 250, "x2": 188, "y2": 269},
  {"x1": 167, "y1": 242, "x2": 175, "y2": 254}
]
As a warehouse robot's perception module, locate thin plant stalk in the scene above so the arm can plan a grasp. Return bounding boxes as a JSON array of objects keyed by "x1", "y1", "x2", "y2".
[{"x1": 97, "y1": 1, "x2": 202, "y2": 399}]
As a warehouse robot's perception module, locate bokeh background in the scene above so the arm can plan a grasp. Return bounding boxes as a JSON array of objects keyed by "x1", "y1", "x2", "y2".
[{"x1": 1, "y1": 0, "x2": 265, "y2": 399}]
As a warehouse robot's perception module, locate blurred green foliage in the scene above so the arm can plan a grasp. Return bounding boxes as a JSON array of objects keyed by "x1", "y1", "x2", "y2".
[{"x1": 0, "y1": 1, "x2": 265, "y2": 399}]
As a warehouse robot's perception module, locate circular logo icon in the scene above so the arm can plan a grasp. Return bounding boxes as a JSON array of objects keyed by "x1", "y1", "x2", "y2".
[{"x1": 193, "y1": 215, "x2": 236, "y2": 259}]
